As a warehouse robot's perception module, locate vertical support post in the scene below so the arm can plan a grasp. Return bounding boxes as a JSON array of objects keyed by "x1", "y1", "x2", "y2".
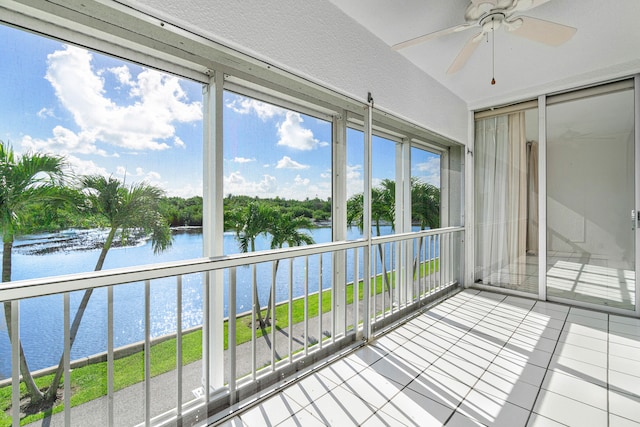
[
  {"x1": 11, "y1": 301, "x2": 19, "y2": 427},
  {"x1": 399, "y1": 139, "x2": 413, "y2": 303},
  {"x1": 394, "y1": 141, "x2": 403, "y2": 308},
  {"x1": 363, "y1": 101, "x2": 373, "y2": 340},
  {"x1": 465, "y1": 111, "x2": 475, "y2": 287},
  {"x1": 332, "y1": 113, "x2": 347, "y2": 337},
  {"x1": 448, "y1": 146, "x2": 465, "y2": 285},
  {"x1": 538, "y1": 95, "x2": 547, "y2": 301},
  {"x1": 202, "y1": 71, "x2": 225, "y2": 393}
]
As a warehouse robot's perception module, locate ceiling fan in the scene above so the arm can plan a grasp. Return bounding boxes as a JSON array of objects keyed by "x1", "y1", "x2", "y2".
[{"x1": 393, "y1": 0, "x2": 576, "y2": 76}]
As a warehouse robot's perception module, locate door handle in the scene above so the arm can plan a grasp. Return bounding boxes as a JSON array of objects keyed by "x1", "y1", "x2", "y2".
[{"x1": 634, "y1": 209, "x2": 638, "y2": 231}]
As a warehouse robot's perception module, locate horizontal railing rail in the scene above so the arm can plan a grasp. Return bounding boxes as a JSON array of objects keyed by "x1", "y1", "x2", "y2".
[
  {"x1": 1, "y1": 226, "x2": 464, "y2": 427},
  {"x1": 0, "y1": 239, "x2": 368, "y2": 302}
]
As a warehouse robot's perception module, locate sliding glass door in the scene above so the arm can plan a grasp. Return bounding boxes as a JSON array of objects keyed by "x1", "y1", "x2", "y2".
[{"x1": 546, "y1": 85, "x2": 635, "y2": 310}]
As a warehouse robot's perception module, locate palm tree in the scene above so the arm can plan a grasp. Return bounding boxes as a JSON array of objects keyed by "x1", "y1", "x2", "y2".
[
  {"x1": 264, "y1": 211, "x2": 314, "y2": 324},
  {"x1": 411, "y1": 179, "x2": 439, "y2": 230},
  {"x1": 227, "y1": 201, "x2": 277, "y2": 328},
  {"x1": 45, "y1": 175, "x2": 173, "y2": 400},
  {"x1": 346, "y1": 180, "x2": 395, "y2": 295},
  {"x1": 0, "y1": 141, "x2": 67, "y2": 404},
  {"x1": 411, "y1": 179, "x2": 440, "y2": 278}
]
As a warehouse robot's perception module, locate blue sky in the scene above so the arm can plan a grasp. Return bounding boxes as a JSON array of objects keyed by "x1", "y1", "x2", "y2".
[{"x1": 0, "y1": 24, "x2": 439, "y2": 200}]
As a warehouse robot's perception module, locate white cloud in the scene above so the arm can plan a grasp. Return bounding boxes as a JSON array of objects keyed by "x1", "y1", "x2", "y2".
[
  {"x1": 276, "y1": 155, "x2": 309, "y2": 170},
  {"x1": 413, "y1": 157, "x2": 441, "y2": 187},
  {"x1": 277, "y1": 112, "x2": 328, "y2": 151},
  {"x1": 294, "y1": 174, "x2": 310, "y2": 186},
  {"x1": 64, "y1": 155, "x2": 109, "y2": 177},
  {"x1": 225, "y1": 97, "x2": 285, "y2": 121},
  {"x1": 37, "y1": 107, "x2": 55, "y2": 119},
  {"x1": 40, "y1": 45, "x2": 201, "y2": 155},
  {"x1": 346, "y1": 164, "x2": 364, "y2": 198},
  {"x1": 166, "y1": 183, "x2": 202, "y2": 198},
  {"x1": 21, "y1": 127, "x2": 112, "y2": 157},
  {"x1": 173, "y1": 136, "x2": 186, "y2": 148},
  {"x1": 231, "y1": 156, "x2": 256, "y2": 163},
  {"x1": 112, "y1": 166, "x2": 162, "y2": 185},
  {"x1": 223, "y1": 171, "x2": 333, "y2": 200},
  {"x1": 224, "y1": 171, "x2": 278, "y2": 197},
  {"x1": 109, "y1": 65, "x2": 132, "y2": 87},
  {"x1": 347, "y1": 164, "x2": 362, "y2": 180}
]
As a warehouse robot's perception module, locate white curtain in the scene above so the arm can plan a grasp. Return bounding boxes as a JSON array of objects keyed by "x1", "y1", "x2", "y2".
[{"x1": 474, "y1": 112, "x2": 528, "y2": 285}]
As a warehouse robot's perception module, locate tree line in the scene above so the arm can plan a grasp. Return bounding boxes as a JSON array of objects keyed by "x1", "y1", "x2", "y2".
[{"x1": 18, "y1": 193, "x2": 332, "y2": 233}]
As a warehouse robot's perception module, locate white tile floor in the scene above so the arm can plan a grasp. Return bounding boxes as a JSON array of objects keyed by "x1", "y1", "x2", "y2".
[{"x1": 215, "y1": 290, "x2": 640, "y2": 427}]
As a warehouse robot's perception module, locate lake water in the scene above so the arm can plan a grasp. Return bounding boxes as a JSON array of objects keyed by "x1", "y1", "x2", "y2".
[{"x1": 2, "y1": 226, "x2": 418, "y2": 379}]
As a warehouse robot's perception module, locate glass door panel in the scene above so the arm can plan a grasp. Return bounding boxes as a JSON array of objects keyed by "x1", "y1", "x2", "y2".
[
  {"x1": 474, "y1": 108, "x2": 539, "y2": 294},
  {"x1": 546, "y1": 88, "x2": 635, "y2": 309}
]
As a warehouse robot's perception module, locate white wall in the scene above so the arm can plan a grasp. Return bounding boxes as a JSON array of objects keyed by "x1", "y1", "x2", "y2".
[{"x1": 126, "y1": 0, "x2": 468, "y2": 144}]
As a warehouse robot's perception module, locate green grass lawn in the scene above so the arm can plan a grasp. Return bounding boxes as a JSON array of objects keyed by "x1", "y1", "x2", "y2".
[{"x1": 0, "y1": 259, "x2": 438, "y2": 426}]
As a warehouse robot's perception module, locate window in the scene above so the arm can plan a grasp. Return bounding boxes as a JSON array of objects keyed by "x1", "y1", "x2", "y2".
[
  {"x1": 222, "y1": 91, "x2": 332, "y2": 310},
  {"x1": 0, "y1": 23, "x2": 203, "y2": 393},
  {"x1": 411, "y1": 146, "x2": 441, "y2": 230}
]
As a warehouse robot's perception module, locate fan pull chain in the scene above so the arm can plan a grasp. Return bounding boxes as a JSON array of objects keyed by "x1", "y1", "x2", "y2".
[{"x1": 491, "y1": 17, "x2": 496, "y2": 85}]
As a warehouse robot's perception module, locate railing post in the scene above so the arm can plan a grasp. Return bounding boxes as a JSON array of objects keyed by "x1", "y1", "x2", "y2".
[
  {"x1": 176, "y1": 276, "x2": 183, "y2": 417},
  {"x1": 107, "y1": 286, "x2": 114, "y2": 427},
  {"x1": 64, "y1": 293, "x2": 71, "y2": 427},
  {"x1": 144, "y1": 280, "x2": 151, "y2": 426},
  {"x1": 229, "y1": 268, "x2": 237, "y2": 404},
  {"x1": 11, "y1": 301, "x2": 20, "y2": 427}
]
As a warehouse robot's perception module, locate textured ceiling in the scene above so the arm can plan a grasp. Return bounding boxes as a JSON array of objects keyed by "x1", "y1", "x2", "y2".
[{"x1": 329, "y1": 0, "x2": 640, "y2": 109}]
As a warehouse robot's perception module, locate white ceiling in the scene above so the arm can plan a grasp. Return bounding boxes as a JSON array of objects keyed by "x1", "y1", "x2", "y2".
[{"x1": 329, "y1": 0, "x2": 640, "y2": 109}]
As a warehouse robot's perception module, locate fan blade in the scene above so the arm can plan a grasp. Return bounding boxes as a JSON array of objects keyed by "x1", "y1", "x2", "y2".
[
  {"x1": 392, "y1": 23, "x2": 473, "y2": 50},
  {"x1": 509, "y1": 16, "x2": 576, "y2": 46},
  {"x1": 510, "y1": 0, "x2": 551, "y2": 13},
  {"x1": 447, "y1": 32, "x2": 483, "y2": 74}
]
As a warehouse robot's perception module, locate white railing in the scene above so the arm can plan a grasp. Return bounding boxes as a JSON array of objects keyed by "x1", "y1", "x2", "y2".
[{"x1": 0, "y1": 226, "x2": 463, "y2": 427}]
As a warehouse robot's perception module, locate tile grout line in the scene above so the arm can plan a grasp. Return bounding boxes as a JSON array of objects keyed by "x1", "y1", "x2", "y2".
[
  {"x1": 357, "y1": 290, "x2": 488, "y2": 425},
  {"x1": 440, "y1": 291, "x2": 525, "y2": 426},
  {"x1": 523, "y1": 303, "x2": 570, "y2": 427},
  {"x1": 356, "y1": 293, "x2": 475, "y2": 425}
]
